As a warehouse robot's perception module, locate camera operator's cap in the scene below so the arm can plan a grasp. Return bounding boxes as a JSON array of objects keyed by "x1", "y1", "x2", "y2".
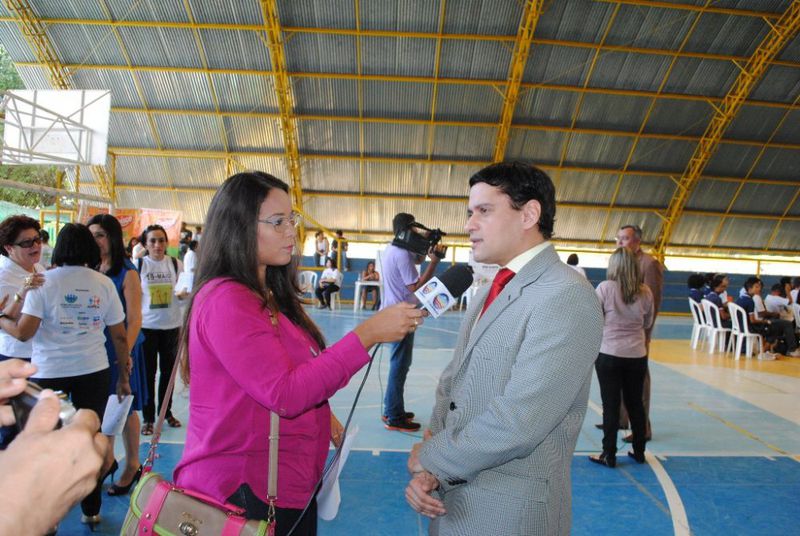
[{"x1": 392, "y1": 212, "x2": 415, "y2": 234}]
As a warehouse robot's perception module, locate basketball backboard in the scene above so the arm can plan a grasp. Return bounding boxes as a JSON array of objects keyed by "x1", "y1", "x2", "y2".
[{"x1": 1, "y1": 89, "x2": 110, "y2": 166}]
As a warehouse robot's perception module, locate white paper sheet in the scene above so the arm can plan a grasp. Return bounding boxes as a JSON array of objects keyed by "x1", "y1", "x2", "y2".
[
  {"x1": 101, "y1": 394, "x2": 133, "y2": 435},
  {"x1": 175, "y1": 272, "x2": 194, "y2": 294},
  {"x1": 317, "y1": 424, "x2": 358, "y2": 521}
]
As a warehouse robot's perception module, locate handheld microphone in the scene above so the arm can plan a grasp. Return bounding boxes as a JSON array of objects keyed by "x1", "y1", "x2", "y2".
[{"x1": 414, "y1": 264, "x2": 474, "y2": 318}]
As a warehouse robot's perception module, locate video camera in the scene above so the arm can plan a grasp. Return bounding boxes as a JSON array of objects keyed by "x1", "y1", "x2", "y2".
[{"x1": 392, "y1": 221, "x2": 447, "y2": 259}]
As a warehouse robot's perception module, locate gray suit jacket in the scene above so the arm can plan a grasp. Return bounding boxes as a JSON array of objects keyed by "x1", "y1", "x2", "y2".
[{"x1": 419, "y1": 244, "x2": 603, "y2": 536}]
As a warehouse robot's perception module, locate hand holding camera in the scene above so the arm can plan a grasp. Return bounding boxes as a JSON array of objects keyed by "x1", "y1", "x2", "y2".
[{"x1": 0, "y1": 359, "x2": 108, "y2": 535}]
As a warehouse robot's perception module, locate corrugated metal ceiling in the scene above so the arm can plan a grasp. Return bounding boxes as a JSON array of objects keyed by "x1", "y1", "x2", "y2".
[{"x1": 0, "y1": 0, "x2": 797, "y2": 258}]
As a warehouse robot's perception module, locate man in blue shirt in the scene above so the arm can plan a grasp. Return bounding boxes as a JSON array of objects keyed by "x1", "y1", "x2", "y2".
[
  {"x1": 380, "y1": 213, "x2": 444, "y2": 431},
  {"x1": 734, "y1": 278, "x2": 782, "y2": 358}
]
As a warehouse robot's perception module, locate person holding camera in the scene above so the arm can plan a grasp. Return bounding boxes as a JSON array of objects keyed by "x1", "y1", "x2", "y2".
[
  {"x1": 0, "y1": 359, "x2": 108, "y2": 536},
  {"x1": 381, "y1": 213, "x2": 444, "y2": 432}
]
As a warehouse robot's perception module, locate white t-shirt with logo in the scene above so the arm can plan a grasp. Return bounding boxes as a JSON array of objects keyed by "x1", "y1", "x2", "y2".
[
  {"x1": 22, "y1": 266, "x2": 125, "y2": 378},
  {"x1": 0, "y1": 255, "x2": 45, "y2": 358},
  {"x1": 139, "y1": 256, "x2": 183, "y2": 330}
]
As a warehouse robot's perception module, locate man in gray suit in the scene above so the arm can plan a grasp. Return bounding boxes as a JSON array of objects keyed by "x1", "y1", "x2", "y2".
[{"x1": 405, "y1": 162, "x2": 603, "y2": 535}]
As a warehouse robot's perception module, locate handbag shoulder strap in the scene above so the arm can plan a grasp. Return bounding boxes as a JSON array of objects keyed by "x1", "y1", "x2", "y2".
[{"x1": 143, "y1": 345, "x2": 281, "y2": 506}]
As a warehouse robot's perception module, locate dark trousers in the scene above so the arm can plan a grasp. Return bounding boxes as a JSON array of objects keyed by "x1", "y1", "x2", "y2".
[
  {"x1": 384, "y1": 332, "x2": 415, "y2": 422},
  {"x1": 142, "y1": 327, "x2": 179, "y2": 423},
  {"x1": 35, "y1": 368, "x2": 111, "y2": 516},
  {"x1": 595, "y1": 353, "x2": 648, "y2": 458},
  {"x1": 0, "y1": 354, "x2": 29, "y2": 449},
  {"x1": 228, "y1": 484, "x2": 317, "y2": 536},
  {"x1": 315, "y1": 284, "x2": 339, "y2": 308}
]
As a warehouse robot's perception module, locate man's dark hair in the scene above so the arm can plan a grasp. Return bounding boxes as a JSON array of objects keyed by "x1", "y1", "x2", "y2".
[
  {"x1": 40, "y1": 229, "x2": 49, "y2": 243},
  {"x1": 87, "y1": 214, "x2": 127, "y2": 276},
  {"x1": 566, "y1": 253, "x2": 579, "y2": 266},
  {"x1": 188, "y1": 240, "x2": 198, "y2": 252},
  {"x1": 687, "y1": 273, "x2": 705, "y2": 289},
  {"x1": 0, "y1": 215, "x2": 41, "y2": 256},
  {"x1": 771, "y1": 283, "x2": 785, "y2": 295},
  {"x1": 468, "y1": 162, "x2": 555, "y2": 239},
  {"x1": 392, "y1": 213, "x2": 415, "y2": 235},
  {"x1": 744, "y1": 276, "x2": 761, "y2": 291},
  {"x1": 779, "y1": 276, "x2": 791, "y2": 286},
  {"x1": 793, "y1": 277, "x2": 800, "y2": 289},
  {"x1": 52, "y1": 223, "x2": 100, "y2": 267}
]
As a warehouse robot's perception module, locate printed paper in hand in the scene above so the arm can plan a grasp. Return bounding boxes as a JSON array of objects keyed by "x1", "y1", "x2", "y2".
[
  {"x1": 101, "y1": 395, "x2": 134, "y2": 435},
  {"x1": 317, "y1": 424, "x2": 358, "y2": 521}
]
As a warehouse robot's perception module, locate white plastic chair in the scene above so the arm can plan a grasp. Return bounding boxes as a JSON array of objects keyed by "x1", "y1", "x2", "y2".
[
  {"x1": 298, "y1": 271, "x2": 317, "y2": 302},
  {"x1": 727, "y1": 302, "x2": 762, "y2": 360},
  {"x1": 688, "y1": 298, "x2": 710, "y2": 350},
  {"x1": 701, "y1": 299, "x2": 731, "y2": 354},
  {"x1": 791, "y1": 303, "x2": 800, "y2": 333}
]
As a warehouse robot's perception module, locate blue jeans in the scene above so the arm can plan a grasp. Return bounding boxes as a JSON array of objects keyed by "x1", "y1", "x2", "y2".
[
  {"x1": 0, "y1": 354, "x2": 29, "y2": 449},
  {"x1": 383, "y1": 332, "x2": 415, "y2": 422}
]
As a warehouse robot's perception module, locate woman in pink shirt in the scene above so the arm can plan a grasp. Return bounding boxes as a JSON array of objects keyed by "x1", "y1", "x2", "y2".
[
  {"x1": 589, "y1": 247, "x2": 654, "y2": 469},
  {"x1": 173, "y1": 171, "x2": 424, "y2": 536}
]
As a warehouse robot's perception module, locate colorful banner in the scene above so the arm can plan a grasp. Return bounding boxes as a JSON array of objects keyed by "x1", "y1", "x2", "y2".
[
  {"x1": 78, "y1": 204, "x2": 109, "y2": 224},
  {"x1": 137, "y1": 208, "x2": 183, "y2": 248},
  {"x1": 111, "y1": 208, "x2": 139, "y2": 245}
]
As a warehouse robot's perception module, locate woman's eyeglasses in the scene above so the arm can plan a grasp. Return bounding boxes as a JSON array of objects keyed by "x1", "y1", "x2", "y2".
[
  {"x1": 14, "y1": 236, "x2": 43, "y2": 249},
  {"x1": 258, "y1": 212, "x2": 302, "y2": 232}
]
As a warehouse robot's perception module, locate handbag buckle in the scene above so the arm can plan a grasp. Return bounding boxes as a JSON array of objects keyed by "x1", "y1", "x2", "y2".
[{"x1": 178, "y1": 521, "x2": 199, "y2": 536}]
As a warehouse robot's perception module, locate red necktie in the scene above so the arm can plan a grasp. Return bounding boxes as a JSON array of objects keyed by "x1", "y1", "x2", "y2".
[{"x1": 481, "y1": 268, "x2": 515, "y2": 316}]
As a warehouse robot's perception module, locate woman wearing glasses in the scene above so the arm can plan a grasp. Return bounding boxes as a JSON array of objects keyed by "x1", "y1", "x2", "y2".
[
  {"x1": 137, "y1": 224, "x2": 187, "y2": 435},
  {"x1": 173, "y1": 172, "x2": 424, "y2": 535},
  {"x1": 0, "y1": 223, "x2": 131, "y2": 527},
  {"x1": 0, "y1": 215, "x2": 45, "y2": 448}
]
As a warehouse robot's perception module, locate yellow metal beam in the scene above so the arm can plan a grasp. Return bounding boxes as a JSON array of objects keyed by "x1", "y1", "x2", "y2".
[
  {"x1": 422, "y1": 0, "x2": 448, "y2": 196},
  {"x1": 15, "y1": 61, "x2": 800, "y2": 112},
  {"x1": 596, "y1": 0, "x2": 709, "y2": 250},
  {"x1": 493, "y1": 0, "x2": 543, "y2": 162},
  {"x1": 3, "y1": 0, "x2": 113, "y2": 202},
  {"x1": 104, "y1": 146, "x2": 800, "y2": 189},
  {"x1": 82, "y1": 181, "x2": 800, "y2": 223},
  {"x1": 554, "y1": 4, "x2": 620, "y2": 186},
  {"x1": 652, "y1": 1, "x2": 800, "y2": 260},
  {"x1": 595, "y1": 0, "x2": 783, "y2": 19},
  {"x1": 107, "y1": 106, "x2": 800, "y2": 152},
  {"x1": 260, "y1": 0, "x2": 304, "y2": 213},
  {"x1": 4, "y1": 16, "x2": 799, "y2": 69}
]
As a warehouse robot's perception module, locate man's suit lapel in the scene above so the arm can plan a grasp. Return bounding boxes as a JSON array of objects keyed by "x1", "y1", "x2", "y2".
[{"x1": 457, "y1": 244, "x2": 560, "y2": 376}]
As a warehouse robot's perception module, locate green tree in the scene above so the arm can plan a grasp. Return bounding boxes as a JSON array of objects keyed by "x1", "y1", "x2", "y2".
[{"x1": 0, "y1": 45, "x2": 57, "y2": 208}]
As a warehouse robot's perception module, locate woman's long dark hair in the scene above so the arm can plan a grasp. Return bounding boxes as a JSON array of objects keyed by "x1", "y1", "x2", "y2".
[
  {"x1": 180, "y1": 171, "x2": 325, "y2": 383},
  {"x1": 87, "y1": 214, "x2": 127, "y2": 276}
]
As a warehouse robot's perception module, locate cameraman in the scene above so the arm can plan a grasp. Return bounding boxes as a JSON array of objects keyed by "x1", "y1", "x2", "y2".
[{"x1": 381, "y1": 213, "x2": 444, "y2": 432}]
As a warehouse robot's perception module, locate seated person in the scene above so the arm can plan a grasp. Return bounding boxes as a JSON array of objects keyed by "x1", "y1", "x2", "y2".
[
  {"x1": 765, "y1": 283, "x2": 795, "y2": 323},
  {"x1": 359, "y1": 261, "x2": 380, "y2": 310},
  {"x1": 704, "y1": 274, "x2": 731, "y2": 328},
  {"x1": 735, "y1": 279, "x2": 792, "y2": 358},
  {"x1": 315, "y1": 257, "x2": 342, "y2": 309},
  {"x1": 688, "y1": 273, "x2": 705, "y2": 303}
]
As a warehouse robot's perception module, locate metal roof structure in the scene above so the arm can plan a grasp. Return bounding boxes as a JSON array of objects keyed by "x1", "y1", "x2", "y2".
[{"x1": 1, "y1": 0, "x2": 799, "y2": 259}]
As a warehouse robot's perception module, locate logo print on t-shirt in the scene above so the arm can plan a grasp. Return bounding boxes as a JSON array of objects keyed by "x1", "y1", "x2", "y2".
[
  {"x1": 64, "y1": 293, "x2": 78, "y2": 304},
  {"x1": 88, "y1": 295, "x2": 101, "y2": 308}
]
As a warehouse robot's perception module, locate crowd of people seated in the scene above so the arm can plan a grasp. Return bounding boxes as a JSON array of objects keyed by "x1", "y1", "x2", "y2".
[{"x1": 688, "y1": 272, "x2": 800, "y2": 358}]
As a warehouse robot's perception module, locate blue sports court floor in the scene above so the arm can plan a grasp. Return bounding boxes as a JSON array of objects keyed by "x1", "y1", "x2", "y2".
[{"x1": 56, "y1": 309, "x2": 800, "y2": 535}]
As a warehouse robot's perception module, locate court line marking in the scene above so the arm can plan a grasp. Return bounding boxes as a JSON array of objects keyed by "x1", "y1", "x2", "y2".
[
  {"x1": 687, "y1": 401, "x2": 800, "y2": 463},
  {"x1": 588, "y1": 400, "x2": 690, "y2": 536}
]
